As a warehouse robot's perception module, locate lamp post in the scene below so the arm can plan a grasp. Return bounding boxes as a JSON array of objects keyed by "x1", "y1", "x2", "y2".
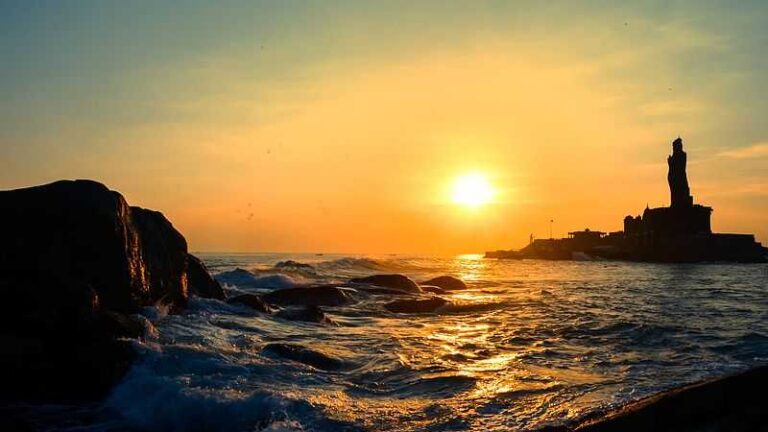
[{"x1": 550, "y1": 219, "x2": 554, "y2": 239}]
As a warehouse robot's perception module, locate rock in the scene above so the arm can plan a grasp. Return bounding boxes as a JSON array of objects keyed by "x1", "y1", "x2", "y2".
[
  {"x1": 570, "y1": 364, "x2": 768, "y2": 432},
  {"x1": 349, "y1": 274, "x2": 421, "y2": 293},
  {"x1": 354, "y1": 286, "x2": 419, "y2": 296},
  {"x1": 0, "y1": 179, "x2": 221, "y2": 402},
  {"x1": 187, "y1": 254, "x2": 225, "y2": 299},
  {"x1": 262, "y1": 285, "x2": 354, "y2": 306},
  {"x1": 384, "y1": 297, "x2": 449, "y2": 313},
  {"x1": 227, "y1": 293, "x2": 274, "y2": 313},
  {"x1": 420, "y1": 285, "x2": 447, "y2": 295},
  {"x1": 130, "y1": 207, "x2": 189, "y2": 309},
  {"x1": 276, "y1": 305, "x2": 337, "y2": 325},
  {"x1": 93, "y1": 310, "x2": 146, "y2": 339},
  {"x1": 421, "y1": 276, "x2": 467, "y2": 291},
  {"x1": 262, "y1": 343, "x2": 347, "y2": 370}
]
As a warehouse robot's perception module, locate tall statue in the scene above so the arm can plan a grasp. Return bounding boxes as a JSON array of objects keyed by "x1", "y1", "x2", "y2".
[{"x1": 667, "y1": 137, "x2": 693, "y2": 208}]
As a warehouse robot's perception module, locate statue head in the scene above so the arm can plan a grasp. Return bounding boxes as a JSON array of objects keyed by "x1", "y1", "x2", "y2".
[{"x1": 672, "y1": 136, "x2": 683, "y2": 152}]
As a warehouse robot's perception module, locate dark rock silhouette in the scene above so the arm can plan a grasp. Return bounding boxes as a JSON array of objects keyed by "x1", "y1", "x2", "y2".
[
  {"x1": 384, "y1": 297, "x2": 449, "y2": 313},
  {"x1": 421, "y1": 275, "x2": 467, "y2": 291},
  {"x1": 0, "y1": 180, "x2": 223, "y2": 401},
  {"x1": 420, "y1": 285, "x2": 447, "y2": 294},
  {"x1": 553, "y1": 364, "x2": 768, "y2": 432},
  {"x1": 349, "y1": 274, "x2": 421, "y2": 293},
  {"x1": 227, "y1": 293, "x2": 275, "y2": 313},
  {"x1": 276, "y1": 305, "x2": 338, "y2": 325},
  {"x1": 261, "y1": 285, "x2": 354, "y2": 306},
  {"x1": 262, "y1": 343, "x2": 347, "y2": 370},
  {"x1": 187, "y1": 255, "x2": 225, "y2": 299},
  {"x1": 487, "y1": 137, "x2": 766, "y2": 263}
]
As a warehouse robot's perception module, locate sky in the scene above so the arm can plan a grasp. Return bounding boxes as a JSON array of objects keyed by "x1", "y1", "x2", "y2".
[{"x1": 1, "y1": 0, "x2": 766, "y2": 254}]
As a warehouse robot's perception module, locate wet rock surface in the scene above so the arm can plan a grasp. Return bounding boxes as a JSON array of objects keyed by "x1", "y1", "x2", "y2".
[
  {"x1": 227, "y1": 293, "x2": 275, "y2": 314},
  {"x1": 262, "y1": 343, "x2": 348, "y2": 370},
  {"x1": 262, "y1": 285, "x2": 354, "y2": 306},
  {"x1": 349, "y1": 274, "x2": 421, "y2": 293},
  {"x1": 276, "y1": 305, "x2": 338, "y2": 325},
  {"x1": 384, "y1": 297, "x2": 449, "y2": 314},
  {"x1": 421, "y1": 275, "x2": 468, "y2": 291}
]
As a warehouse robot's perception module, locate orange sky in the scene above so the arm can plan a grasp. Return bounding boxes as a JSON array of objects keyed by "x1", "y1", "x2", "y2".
[{"x1": 1, "y1": 2, "x2": 766, "y2": 254}]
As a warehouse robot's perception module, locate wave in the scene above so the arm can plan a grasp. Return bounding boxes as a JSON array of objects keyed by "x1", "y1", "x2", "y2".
[
  {"x1": 315, "y1": 257, "x2": 388, "y2": 272},
  {"x1": 107, "y1": 365, "x2": 297, "y2": 431},
  {"x1": 215, "y1": 269, "x2": 302, "y2": 290},
  {"x1": 105, "y1": 351, "x2": 361, "y2": 432}
]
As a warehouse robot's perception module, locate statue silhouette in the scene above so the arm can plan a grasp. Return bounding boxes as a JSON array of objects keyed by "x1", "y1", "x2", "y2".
[{"x1": 667, "y1": 137, "x2": 693, "y2": 208}]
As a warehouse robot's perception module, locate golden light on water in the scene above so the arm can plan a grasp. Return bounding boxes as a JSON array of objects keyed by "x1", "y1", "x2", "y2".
[{"x1": 451, "y1": 173, "x2": 495, "y2": 208}]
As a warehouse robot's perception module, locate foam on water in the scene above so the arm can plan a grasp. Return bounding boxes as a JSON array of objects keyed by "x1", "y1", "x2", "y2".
[{"x1": 21, "y1": 254, "x2": 768, "y2": 431}]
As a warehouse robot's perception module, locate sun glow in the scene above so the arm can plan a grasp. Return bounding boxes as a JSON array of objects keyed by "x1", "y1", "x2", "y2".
[{"x1": 451, "y1": 173, "x2": 495, "y2": 208}]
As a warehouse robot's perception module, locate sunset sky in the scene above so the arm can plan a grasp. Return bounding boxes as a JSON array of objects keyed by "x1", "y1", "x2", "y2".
[{"x1": 1, "y1": 1, "x2": 766, "y2": 254}]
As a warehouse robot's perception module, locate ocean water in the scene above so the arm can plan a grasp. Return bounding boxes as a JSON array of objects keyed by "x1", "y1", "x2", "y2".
[{"x1": 28, "y1": 254, "x2": 768, "y2": 431}]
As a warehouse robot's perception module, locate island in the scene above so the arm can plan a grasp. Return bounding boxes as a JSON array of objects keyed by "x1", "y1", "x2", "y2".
[{"x1": 486, "y1": 137, "x2": 767, "y2": 263}]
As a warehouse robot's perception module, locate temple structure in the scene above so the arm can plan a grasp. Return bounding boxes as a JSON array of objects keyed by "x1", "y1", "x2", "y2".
[
  {"x1": 486, "y1": 137, "x2": 767, "y2": 263},
  {"x1": 623, "y1": 137, "x2": 713, "y2": 241}
]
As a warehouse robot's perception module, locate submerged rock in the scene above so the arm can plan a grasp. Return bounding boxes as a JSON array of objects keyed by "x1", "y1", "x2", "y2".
[
  {"x1": 421, "y1": 276, "x2": 467, "y2": 291},
  {"x1": 227, "y1": 294, "x2": 275, "y2": 314},
  {"x1": 262, "y1": 343, "x2": 347, "y2": 370},
  {"x1": 0, "y1": 179, "x2": 221, "y2": 401},
  {"x1": 276, "y1": 305, "x2": 338, "y2": 325},
  {"x1": 384, "y1": 297, "x2": 449, "y2": 313},
  {"x1": 349, "y1": 274, "x2": 421, "y2": 293},
  {"x1": 262, "y1": 285, "x2": 354, "y2": 306}
]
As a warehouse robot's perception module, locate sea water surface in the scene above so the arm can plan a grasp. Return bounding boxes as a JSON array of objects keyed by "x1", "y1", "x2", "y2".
[{"x1": 41, "y1": 254, "x2": 768, "y2": 431}]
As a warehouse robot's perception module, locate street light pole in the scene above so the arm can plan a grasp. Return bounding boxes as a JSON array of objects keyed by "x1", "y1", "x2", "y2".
[{"x1": 550, "y1": 219, "x2": 554, "y2": 239}]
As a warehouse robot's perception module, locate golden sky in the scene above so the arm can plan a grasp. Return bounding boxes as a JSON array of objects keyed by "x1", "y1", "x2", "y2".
[{"x1": 1, "y1": 1, "x2": 766, "y2": 253}]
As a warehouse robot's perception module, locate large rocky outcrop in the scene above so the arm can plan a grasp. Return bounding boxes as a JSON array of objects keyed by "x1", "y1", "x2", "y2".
[{"x1": 0, "y1": 180, "x2": 223, "y2": 401}]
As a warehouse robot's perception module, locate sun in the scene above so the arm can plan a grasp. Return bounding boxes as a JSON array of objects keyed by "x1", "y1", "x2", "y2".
[{"x1": 451, "y1": 173, "x2": 495, "y2": 208}]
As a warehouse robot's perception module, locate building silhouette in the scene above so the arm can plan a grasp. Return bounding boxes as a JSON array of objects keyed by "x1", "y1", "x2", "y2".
[{"x1": 486, "y1": 137, "x2": 766, "y2": 262}]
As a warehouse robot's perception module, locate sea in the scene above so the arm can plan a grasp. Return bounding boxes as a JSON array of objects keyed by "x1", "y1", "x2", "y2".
[{"x1": 22, "y1": 254, "x2": 768, "y2": 431}]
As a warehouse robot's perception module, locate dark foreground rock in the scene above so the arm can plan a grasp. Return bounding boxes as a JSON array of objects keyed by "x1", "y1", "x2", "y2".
[
  {"x1": 262, "y1": 343, "x2": 347, "y2": 370},
  {"x1": 349, "y1": 274, "x2": 421, "y2": 293},
  {"x1": 384, "y1": 297, "x2": 449, "y2": 313},
  {"x1": 227, "y1": 293, "x2": 275, "y2": 313},
  {"x1": 554, "y1": 364, "x2": 768, "y2": 432},
  {"x1": 0, "y1": 180, "x2": 222, "y2": 402},
  {"x1": 421, "y1": 275, "x2": 467, "y2": 291},
  {"x1": 262, "y1": 285, "x2": 354, "y2": 306}
]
